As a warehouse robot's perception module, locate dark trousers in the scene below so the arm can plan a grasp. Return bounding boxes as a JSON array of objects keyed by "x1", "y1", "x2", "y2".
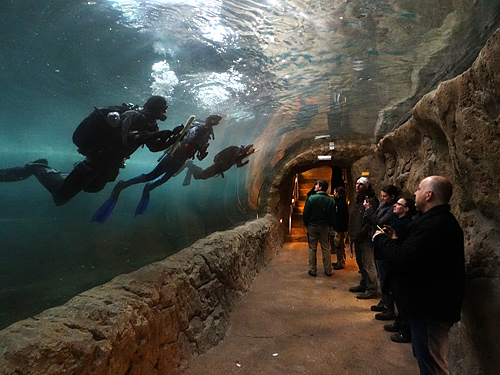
[
  {"x1": 354, "y1": 240, "x2": 377, "y2": 291},
  {"x1": 33, "y1": 161, "x2": 119, "y2": 206},
  {"x1": 377, "y1": 259, "x2": 394, "y2": 311},
  {"x1": 409, "y1": 317, "x2": 453, "y2": 375}
]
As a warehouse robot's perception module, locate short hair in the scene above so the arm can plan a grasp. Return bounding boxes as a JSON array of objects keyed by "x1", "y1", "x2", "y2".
[
  {"x1": 402, "y1": 197, "x2": 417, "y2": 217},
  {"x1": 381, "y1": 184, "x2": 399, "y2": 198},
  {"x1": 335, "y1": 186, "x2": 345, "y2": 196},
  {"x1": 317, "y1": 179, "x2": 329, "y2": 192},
  {"x1": 427, "y1": 176, "x2": 453, "y2": 204}
]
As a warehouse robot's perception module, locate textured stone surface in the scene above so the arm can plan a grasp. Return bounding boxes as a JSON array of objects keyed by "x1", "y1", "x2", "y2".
[
  {"x1": 366, "y1": 28, "x2": 500, "y2": 375},
  {"x1": 0, "y1": 214, "x2": 282, "y2": 375}
]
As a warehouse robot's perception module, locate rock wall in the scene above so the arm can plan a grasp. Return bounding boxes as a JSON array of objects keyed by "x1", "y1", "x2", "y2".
[
  {"x1": 0, "y1": 214, "x2": 283, "y2": 375},
  {"x1": 353, "y1": 28, "x2": 500, "y2": 375}
]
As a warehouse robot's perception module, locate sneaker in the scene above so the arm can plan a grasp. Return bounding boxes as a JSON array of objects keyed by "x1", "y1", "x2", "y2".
[
  {"x1": 384, "y1": 322, "x2": 400, "y2": 332},
  {"x1": 349, "y1": 285, "x2": 366, "y2": 293},
  {"x1": 370, "y1": 300, "x2": 384, "y2": 312},
  {"x1": 390, "y1": 332, "x2": 411, "y2": 343},
  {"x1": 356, "y1": 291, "x2": 377, "y2": 300},
  {"x1": 308, "y1": 270, "x2": 317, "y2": 277},
  {"x1": 375, "y1": 310, "x2": 397, "y2": 321}
]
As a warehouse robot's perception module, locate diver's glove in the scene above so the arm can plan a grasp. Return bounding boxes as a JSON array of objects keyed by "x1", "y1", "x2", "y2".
[
  {"x1": 172, "y1": 124, "x2": 184, "y2": 135},
  {"x1": 157, "y1": 129, "x2": 173, "y2": 141}
]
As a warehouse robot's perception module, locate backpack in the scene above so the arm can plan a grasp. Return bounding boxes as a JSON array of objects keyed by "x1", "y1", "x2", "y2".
[{"x1": 72, "y1": 103, "x2": 139, "y2": 155}]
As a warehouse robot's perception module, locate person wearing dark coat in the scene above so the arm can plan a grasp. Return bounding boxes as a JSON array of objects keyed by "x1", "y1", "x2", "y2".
[
  {"x1": 364, "y1": 184, "x2": 399, "y2": 319},
  {"x1": 377, "y1": 197, "x2": 416, "y2": 343},
  {"x1": 348, "y1": 177, "x2": 379, "y2": 299},
  {"x1": 373, "y1": 176, "x2": 465, "y2": 375},
  {"x1": 331, "y1": 186, "x2": 349, "y2": 270},
  {"x1": 303, "y1": 179, "x2": 336, "y2": 277}
]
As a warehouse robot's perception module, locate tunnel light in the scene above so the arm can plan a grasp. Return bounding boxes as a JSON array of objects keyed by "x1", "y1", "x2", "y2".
[
  {"x1": 315, "y1": 135, "x2": 329, "y2": 139},
  {"x1": 318, "y1": 155, "x2": 332, "y2": 160}
]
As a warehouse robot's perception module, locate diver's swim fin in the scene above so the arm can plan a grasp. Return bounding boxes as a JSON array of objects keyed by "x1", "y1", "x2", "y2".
[
  {"x1": 91, "y1": 196, "x2": 118, "y2": 223},
  {"x1": 134, "y1": 184, "x2": 151, "y2": 216}
]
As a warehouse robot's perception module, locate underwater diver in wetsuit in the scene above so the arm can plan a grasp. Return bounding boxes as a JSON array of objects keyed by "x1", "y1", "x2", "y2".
[
  {"x1": 0, "y1": 96, "x2": 182, "y2": 206},
  {"x1": 179, "y1": 144, "x2": 255, "y2": 186},
  {"x1": 91, "y1": 115, "x2": 221, "y2": 222}
]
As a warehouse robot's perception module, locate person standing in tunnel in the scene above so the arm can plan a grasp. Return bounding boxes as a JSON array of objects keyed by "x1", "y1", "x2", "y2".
[
  {"x1": 377, "y1": 196, "x2": 416, "y2": 344},
  {"x1": 0, "y1": 96, "x2": 181, "y2": 206},
  {"x1": 302, "y1": 179, "x2": 335, "y2": 277},
  {"x1": 331, "y1": 186, "x2": 349, "y2": 270},
  {"x1": 348, "y1": 177, "x2": 379, "y2": 299},
  {"x1": 364, "y1": 184, "x2": 399, "y2": 317},
  {"x1": 373, "y1": 176, "x2": 465, "y2": 375}
]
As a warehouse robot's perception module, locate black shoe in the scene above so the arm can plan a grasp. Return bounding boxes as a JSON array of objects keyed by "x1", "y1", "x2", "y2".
[
  {"x1": 308, "y1": 270, "x2": 317, "y2": 277},
  {"x1": 390, "y1": 332, "x2": 411, "y2": 343},
  {"x1": 384, "y1": 322, "x2": 400, "y2": 332},
  {"x1": 324, "y1": 271, "x2": 332, "y2": 277},
  {"x1": 349, "y1": 285, "x2": 366, "y2": 293},
  {"x1": 375, "y1": 310, "x2": 397, "y2": 321},
  {"x1": 333, "y1": 264, "x2": 344, "y2": 270},
  {"x1": 371, "y1": 300, "x2": 384, "y2": 312},
  {"x1": 356, "y1": 291, "x2": 377, "y2": 300}
]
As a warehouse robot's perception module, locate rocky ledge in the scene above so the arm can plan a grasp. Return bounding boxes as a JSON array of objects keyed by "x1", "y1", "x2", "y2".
[{"x1": 0, "y1": 214, "x2": 283, "y2": 375}]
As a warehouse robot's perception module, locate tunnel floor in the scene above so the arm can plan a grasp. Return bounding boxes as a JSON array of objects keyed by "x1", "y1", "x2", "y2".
[{"x1": 184, "y1": 242, "x2": 419, "y2": 375}]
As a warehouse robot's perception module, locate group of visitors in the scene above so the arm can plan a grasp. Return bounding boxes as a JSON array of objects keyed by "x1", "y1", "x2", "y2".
[{"x1": 303, "y1": 175, "x2": 465, "y2": 375}]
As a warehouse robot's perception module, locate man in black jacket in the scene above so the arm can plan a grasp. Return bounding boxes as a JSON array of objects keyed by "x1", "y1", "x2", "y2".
[
  {"x1": 348, "y1": 177, "x2": 379, "y2": 299},
  {"x1": 373, "y1": 176, "x2": 465, "y2": 375}
]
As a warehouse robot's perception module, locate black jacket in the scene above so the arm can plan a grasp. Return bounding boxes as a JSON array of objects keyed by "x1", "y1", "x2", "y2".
[
  {"x1": 348, "y1": 190, "x2": 378, "y2": 242},
  {"x1": 374, "y1": 204, "x2": 465, "y2": 323},
  {"x1": 332, "y1": 195, "x2": 349, "y2": 232}
]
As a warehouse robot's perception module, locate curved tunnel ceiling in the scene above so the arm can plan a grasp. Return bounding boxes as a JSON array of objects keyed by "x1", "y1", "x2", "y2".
[{"x1": 106, "y1": 0, "x2": 500, "y2": 142}]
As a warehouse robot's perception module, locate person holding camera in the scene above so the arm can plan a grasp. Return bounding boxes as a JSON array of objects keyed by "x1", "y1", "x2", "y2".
[{"x1": 373, "y1": 176, "x2": 465, "y2": 375}]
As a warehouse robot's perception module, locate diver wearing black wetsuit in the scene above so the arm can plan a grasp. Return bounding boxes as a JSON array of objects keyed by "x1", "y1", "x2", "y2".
[
  {"x1": 180, "y1": 144, "x2": 255, "y2": 186},
  {"x1": 91, "y1": 115, "x2": 221, "y2": 222}
]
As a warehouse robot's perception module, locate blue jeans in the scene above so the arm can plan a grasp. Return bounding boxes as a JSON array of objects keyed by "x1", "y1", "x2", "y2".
[{"x1": 409, "y1": 317, "x2": 453, "y2": 375}]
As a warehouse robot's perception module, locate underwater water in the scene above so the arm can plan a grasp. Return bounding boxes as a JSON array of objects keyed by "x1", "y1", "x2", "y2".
[{"x1": 1, "y1": 0, "x2": 500, "y2": 329}]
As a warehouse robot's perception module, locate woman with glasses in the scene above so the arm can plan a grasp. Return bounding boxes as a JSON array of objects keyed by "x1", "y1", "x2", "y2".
[{"x1": 378, "y1": 197, "x2": 416, "y2": 343}]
